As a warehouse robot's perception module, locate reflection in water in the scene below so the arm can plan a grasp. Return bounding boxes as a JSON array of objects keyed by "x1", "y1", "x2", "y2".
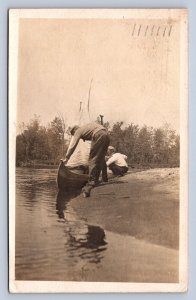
[
  {"x1": 15, "y1": 168, "x2": 179, "y2": 283},
  {"x1": 16, "y1": 168, "x2": 57, "y2": 207},
  {"x1": 56, "y1": 190, "x2": 107, "y2": 264},
  {"x1": 56, "y1": 189, "x2": 81, "y2": 219},
  {"x1": 68, "y1": 225, "x2": 107, "y2": 264},
  {"x1": 15, "y1": 168, "x2": 107, "y2": 281}
]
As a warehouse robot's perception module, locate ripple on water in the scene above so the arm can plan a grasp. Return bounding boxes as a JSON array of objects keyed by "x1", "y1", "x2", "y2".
[{"x1": 15, "y1": 168, "x2": 108, "y2": 281}]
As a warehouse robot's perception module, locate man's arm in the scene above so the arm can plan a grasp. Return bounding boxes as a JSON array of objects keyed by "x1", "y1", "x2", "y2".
[
  {"x1": 106, "y1": 155, "x2": 116, "y2": 166},
  {"x1": 65, "y1": 132, "x2": 81, "y2": 160}
]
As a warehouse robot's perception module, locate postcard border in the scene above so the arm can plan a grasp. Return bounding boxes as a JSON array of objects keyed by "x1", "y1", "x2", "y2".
[{"x1": 9, "y1": 8, "x2": 188, "y2": 293}]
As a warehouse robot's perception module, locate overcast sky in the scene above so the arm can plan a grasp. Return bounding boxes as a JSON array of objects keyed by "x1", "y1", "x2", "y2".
[{"x1": 17, "y1": 18, "x2": 180, "y2": 131}]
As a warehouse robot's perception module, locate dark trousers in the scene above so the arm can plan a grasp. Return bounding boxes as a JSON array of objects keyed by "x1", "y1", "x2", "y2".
[
  {"x1": 109, "y1": 163, "x2": 128, "y2": 176},
  {"x1": 87, "y1": 130, "x2": 110, "y2": 186}
]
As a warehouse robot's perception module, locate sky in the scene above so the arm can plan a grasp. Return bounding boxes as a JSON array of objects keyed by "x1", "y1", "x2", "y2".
[{"x1": 17, "y1": 17, "x2": 180, "y2": 132}]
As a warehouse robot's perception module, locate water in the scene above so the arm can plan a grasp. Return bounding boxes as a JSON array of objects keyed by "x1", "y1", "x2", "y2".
[
  {"x1": 15, "y1": 168, "x2": 107, "y2": 281},
  {"x1": 15, "y1": 168, "x2": 179, "y2": 283}
]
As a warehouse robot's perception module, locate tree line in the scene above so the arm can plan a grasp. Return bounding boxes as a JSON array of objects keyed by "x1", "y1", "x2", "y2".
[
  {"x1": 16, "y1": 115, "x2": 179, "y2": 167},
  {"x1": 108, "y1": 121, "x2": 179, "y2": 167}
]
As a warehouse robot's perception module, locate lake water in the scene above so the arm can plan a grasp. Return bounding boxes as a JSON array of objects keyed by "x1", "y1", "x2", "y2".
[
  {"x1": 15, "y1": 167, "x2": 109, "y2": 281},
  {"x1": 15, "y1": 168, "x2": 178, "y2": 283}
]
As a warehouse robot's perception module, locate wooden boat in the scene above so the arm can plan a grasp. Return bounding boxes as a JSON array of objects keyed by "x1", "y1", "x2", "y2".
[{"x1": 57, "y1": 161, "x2": 88, "y2": 190}]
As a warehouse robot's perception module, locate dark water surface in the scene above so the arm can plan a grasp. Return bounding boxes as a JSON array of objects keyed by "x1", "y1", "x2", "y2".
[{"x1": 15, "y1": 168, "x2": 107, "y2": 281}]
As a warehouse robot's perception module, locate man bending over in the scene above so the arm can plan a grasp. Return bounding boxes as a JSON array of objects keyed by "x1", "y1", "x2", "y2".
[{"x1": 63, "y1": 122, "x2": 110, "y2": 197}]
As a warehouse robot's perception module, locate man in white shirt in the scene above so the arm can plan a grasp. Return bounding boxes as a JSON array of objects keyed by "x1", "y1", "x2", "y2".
[{"x1": 106, "y1": 146, "x2": 128, "y2": 176}]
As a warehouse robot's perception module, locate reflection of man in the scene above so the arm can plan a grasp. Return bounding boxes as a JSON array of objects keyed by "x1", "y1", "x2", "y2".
[
  {"x1": 63, "y1": 122, "x2": 110, "y2": 197},
  {"x1": 106, "y1": 146, "x2": 128, "y2": 176}
]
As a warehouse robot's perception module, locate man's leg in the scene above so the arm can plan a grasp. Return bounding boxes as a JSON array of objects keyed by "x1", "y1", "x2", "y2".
[
  {"x1": 101, "y1": 159, "x2": 108, "y2": 182},
  {"x1": 122, "y1": 166, "x2": 128, "y2": 174},
  {"x1": 88, "y1": 132, "x2": 109, "y2": 184},
  {"x1": 82, "y1": 131, "x2": 109, "y2": 197},
  {"x1": 109, "y1": 163, "x2": 125, "y2": 176}
]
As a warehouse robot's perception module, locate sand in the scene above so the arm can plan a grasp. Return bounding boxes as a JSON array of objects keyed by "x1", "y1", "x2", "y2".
[
  {"x1": 69, "y1": 168, "x2": 179, "y2": 282},
  {"x1": 71, "y1": 168, "x2": 179, "y2": 249}
]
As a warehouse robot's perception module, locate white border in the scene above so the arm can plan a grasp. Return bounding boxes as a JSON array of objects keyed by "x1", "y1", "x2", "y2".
[
  {"x1": 179, "y1": 9, "x2": 188, "y2": 292},
  {"x1": 9, "y1": 8, "x2": 188, "y2": 293},
  {"x1": 9, "y1": 8, "x2": 186, "y2": 19}
]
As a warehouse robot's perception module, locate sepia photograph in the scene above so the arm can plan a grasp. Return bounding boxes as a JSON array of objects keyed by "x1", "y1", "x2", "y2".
[{"x1": 9, "y1": 9, "x2": 188, "y2": 293}]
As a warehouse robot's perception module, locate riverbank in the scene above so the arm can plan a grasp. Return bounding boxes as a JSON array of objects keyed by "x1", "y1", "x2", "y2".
[
  {"x1": 15, "y1": 167, "x2": 179, "y2": 283},
  {"x1": 71, "y1": 168, "x2": 179, "y2": 249},
  {"x1": 69, "y1": 168, "x2": 179, "y2": 282}
]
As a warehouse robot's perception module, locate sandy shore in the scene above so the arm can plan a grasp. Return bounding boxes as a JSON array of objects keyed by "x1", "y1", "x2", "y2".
[
  {"x1": 71, "y1": 168, "x2": 179, "y2": 249},
  {"x1": 69, "y1": 168, "x2": 179, "y2": 282}
]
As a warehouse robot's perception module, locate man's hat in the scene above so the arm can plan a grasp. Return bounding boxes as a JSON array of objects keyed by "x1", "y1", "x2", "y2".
[{"x1": 108, "y1": 146, "x2": 115, "y2": 151}]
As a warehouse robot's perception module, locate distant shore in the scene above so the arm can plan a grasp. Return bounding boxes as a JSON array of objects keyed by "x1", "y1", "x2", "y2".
[{"x1": 16, "y1": 162, "x2": 59, "y2": 169}]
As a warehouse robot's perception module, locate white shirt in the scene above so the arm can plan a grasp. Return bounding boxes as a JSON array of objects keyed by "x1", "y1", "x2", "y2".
[{"x1": 106, "y1": 153, "x2": 128, "y2": 168}]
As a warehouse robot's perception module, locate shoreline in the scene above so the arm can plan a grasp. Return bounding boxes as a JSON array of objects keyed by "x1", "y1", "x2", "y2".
[{"x1": 70, "y1": 168, "x2": 179, "y2": 250}]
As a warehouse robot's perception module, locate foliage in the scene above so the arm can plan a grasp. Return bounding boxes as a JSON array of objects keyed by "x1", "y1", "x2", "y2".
[
  {"x1": 16, "y1": 116, "x2": 180, "y2": 167},
  {"x1": 16, "y1": 115, "x2": 67, "y2": 166},
  {"x1": 109, "y1": 122, "x2": 179, "y2": 167}
]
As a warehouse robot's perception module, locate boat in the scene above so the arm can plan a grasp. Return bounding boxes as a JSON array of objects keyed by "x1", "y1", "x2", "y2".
[{"x1": 57, "y1": 161, "x2": 88, "y2": 190}]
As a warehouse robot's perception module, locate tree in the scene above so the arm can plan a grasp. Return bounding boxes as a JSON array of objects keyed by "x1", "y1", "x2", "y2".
[
  {"x1": 16, "y1": 134, "x2": 26, "y2": 166},
  {"x1": 123, "y1": 124, "x2": 139, "y2": 163},
  {"x1": 153, "y1": 128, "x2": 165, "y2": 163},
  {"x1": 110, "y1": 121, "x2": 124, "y2": 153},
  {"x1": 134, "y1": 125, "x2": 153, "y2": 164},
  {"x1": 16, "y1": 116, "x2": 180, "y2": 168},
  {"x1": 16, "y1": 115, "x2": 51, "y2": 165},
  {"x1": 21, "y1": 115, "x2": 41, "y2": 161},
  {"x1": 47, "y1": 116, "x2": 67, "y2": 163}
]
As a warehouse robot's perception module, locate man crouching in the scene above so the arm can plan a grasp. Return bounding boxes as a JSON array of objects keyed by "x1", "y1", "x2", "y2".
[
  {"x1": 106, "y1": 146, "x2": 128, "y2": 176},
  {"x1": 63, "y1": 122, "x2": 110, "y2": 197}
]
